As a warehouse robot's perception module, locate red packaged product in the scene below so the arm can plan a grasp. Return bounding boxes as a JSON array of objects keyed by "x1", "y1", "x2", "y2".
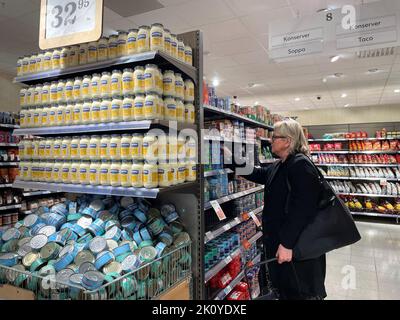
[
  {"x1": 362, "y1": 132, "x2": 368, "y2": 138},
  {"x1": 334, "y1": 143, "x2": 342, "y2": 150},
  {"x1": 382, "y1": 141, "x2": 390, "y2": 151},
  {"x1": 356, "y1": 142, "x2": 363, "y2": 151},
  {"x1": 389, "y1": 155, "x2": 396, "y2": 164},
  {"x1": 390, "y1": 140, "x2": 397, "y2": 151},
  {"x1": 215, "y1": 271, "x2": 233, "y2": 289},
  {"x1": 363, "y1": 155, "x2": 369, "y2": 163},
  {"x1": 351, "y1": 132, "x2": 356, "y2": 138},
  {"x1": 397, "y1": 155, "x2": 400, "y2": 163},
  {"x1": 356, "y1": 131, "x2": 362, "y2": 138},
  {"x1": 373, "y1": 141, "x2": 381, "y2": 150},
  {"x1": 227, "y1": 290, "x2": 247, "y2": 301},
  {"x1": 234, "y1": 282, "x2": 249, "y2": 293},
  {"x1": 365, "y1": 141, "x2": 373, "y2": 150}
]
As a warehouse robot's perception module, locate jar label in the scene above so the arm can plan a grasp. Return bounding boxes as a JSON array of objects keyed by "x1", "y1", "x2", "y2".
[
  {"x1": 122, "y1": 77, "x2": 133, "y2": 90},
  {"x1": 91, "y1": 106, "x2": 100, "y2": 121},
  {"x1": 121, "y1": 143, "x2": 130, "y2": 157}
]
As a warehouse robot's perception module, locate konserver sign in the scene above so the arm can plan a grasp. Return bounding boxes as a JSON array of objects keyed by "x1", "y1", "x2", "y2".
[
  {"x1": 271, "y1": 28, "x2": 323, "y2": 48},
  {"x1": 336, "y1": 15, "x2": 397, "y2": 35}
]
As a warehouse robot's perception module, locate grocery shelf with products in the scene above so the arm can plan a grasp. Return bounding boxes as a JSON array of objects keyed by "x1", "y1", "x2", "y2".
[
  {"x1": 306, "y1": 123, "x2": 400, "y2": 222},
  {"x1": 2, "y1": 28, "x2": 205, "y2": 300}
]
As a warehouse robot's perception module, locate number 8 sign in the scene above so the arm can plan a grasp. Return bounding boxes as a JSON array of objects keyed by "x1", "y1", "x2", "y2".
[{"x1": 39, "y1": 0, "x2": 103, "y2": 50}]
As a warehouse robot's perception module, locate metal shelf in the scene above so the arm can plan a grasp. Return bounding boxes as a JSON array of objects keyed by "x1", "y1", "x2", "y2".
[
  {"x1": 14, "y1": 50, "x2": 197, "y2": 85},
  {"x1": 337, "y1": 192, "x2": 400, "y2": 198},
  {"x1": 315, "y1": 163, "x2": 399, "y2": 167},
  {"x1": 350, "y1": 211, "x2": 399, "y2": 218},
  {"x1": 204, "y1": 168, "x2": 233, "y2": 177},
  {"x1": 204, "y1": 185, "x2": 264, "y2": 210},
  {"x1": 214, "y1": 253, "x2": 262, "y2": 300},
  {"x1": 203, "y1": 105, "x2": 274, "y2": 130},
  {"x1": 205, "y1": 247, "x2": 242, "y2": 283},
  {"x1": 22, "y1": 190, "x2": 63, "y2": 197},
  {"x1": 311, "y1": 150, "x2": 399, "y2": 154},
  {"x1": 204, "y1": 135, "x2": 256, "y2": 144},
  {"x1": 12, "y1": 180, "x2": 197, "y2": 199},
  {"x1": 309, "y1": 137, "x2": 400, "y2": 142},
  {"x1": 0, "y1": 124, "x2": 19, "y2": 130},
  {"x1": 0, "y1": 204, "x2": 22, "y2": 211},
  {"x1": 0, "y1": 162, "x2": 19, "y2": 167},
  {"x1": 0, "y1": 143, "x2": 19, "y2": 147},
  {"x1": 205, "y1": 206, "x2": 264, "y2": 243},
  {"x1": 325, "y1": 176, "x2": 400, "y2": 181},
  {"x1": 14, "y1": 120, "x2": 196, "y2": 136},
  {"x1": 0, "y1": 184, "x2": 13, "y2": 188}
]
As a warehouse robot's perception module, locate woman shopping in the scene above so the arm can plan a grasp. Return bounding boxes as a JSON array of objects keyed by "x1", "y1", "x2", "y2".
[{"x1": 227, "y1": 118, "x2": 326, "y2": 300}]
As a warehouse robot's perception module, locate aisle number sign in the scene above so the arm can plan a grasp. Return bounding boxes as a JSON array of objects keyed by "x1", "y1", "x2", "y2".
[{"x1": 39, "y1": 0, "x2": 103, "y2": 50}]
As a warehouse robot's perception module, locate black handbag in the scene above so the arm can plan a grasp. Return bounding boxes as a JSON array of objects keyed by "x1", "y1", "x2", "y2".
[{"x1": 285, "y1": 154, "x2": 361, "y2": 261}]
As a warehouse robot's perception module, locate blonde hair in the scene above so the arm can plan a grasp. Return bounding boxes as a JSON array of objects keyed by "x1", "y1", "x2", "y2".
[{"x1": 274, "y1": 119, "x2": 310, "y2": 156}]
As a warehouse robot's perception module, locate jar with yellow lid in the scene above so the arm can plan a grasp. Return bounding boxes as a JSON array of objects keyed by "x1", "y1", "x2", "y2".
[
  {"x1": 100, "y1": 135, "x2": 111, "y2": 159},
  {"x1": 108, "y1": 35, "x2": 118, "y2": 59},
  {"x1": 60, "y1": 47, "x2": 69, "y2": 69},
  {"x1": 121, "y1": 134, "x2": 132, "y2": 160},
  {"x1": 117, "y1": 30, "x2": 128, "y2": 57},
  {"x1": 144, "y1": 64, "x2": 158, "y2": 94},
  {"x1": 89, "y1": 160, "x2": 101, "y2": 185},
  {"x1": 32, "y1": 140, "x2": 40, "y2": 160},
  {"x1": 90, "y1": 98, "x2": 101, "y2": 123},
  {"x1": 158, "y1": 161, "x2": 171, "y2": 187},
  {"x1": 186, "y1": 136, "x2": 197, "y2": 160},
  {"x1": 30, "y1": 161, "x2": 38, "y2": 181},
  {"x1": 164, "y1": 96, "x2": 177, "y2": 121},
  {"x1": 184, "y1": 79, "x2": 195, "y2": 102},
  {"x1": 57, "y1": 80, "x2": 66, "y2": 103},
  {"x1": 122, "y1": 94, "x2": 134, "y2": 122},
  {"x1": 88, "y1": 41, "x2": 98, "y2": 63},
  {"x1": 137, "y1": 26, "x2": 150, "y2": 53},
  {"x1": 70, "y1": 136, "x2": 80, "y2": 160},
  {"x1": 81, "y1": 99, "x2": 92, "y2": 124},
  {"x1": 143, "y1": 133, "x2": 158, "y2": 162},
  {"x1": 127, "y1": 29, "x2": 138, "y2": 55},
  {"x1": 131, "y1": 134, "x2": 143, "y2": 161},
  {"x1": 36, "y1": 52, "x2": 44, "y2": 72},
  {"x1": 164, "y1": 29, "x2": 171, "y2": 54},
  {"x1": 20, "y1": 107, "x2": 27, "y2": 128},
  {"x1": 111, "y1": 95, "x2": 123, "y2": 122},
  {"x1": 133, "y1": 66, "x2": 145, "y2": 95},
  {"x1": 70, "y1": 161, "x2": 80, "y2": 184},
  {"x1": 133, "y1": 94, "x2": 145, "y2": 120},
  {"x1": 53, "y1": 137, "x2": 62, "y2": 159},
  {"x1": 41, "y1": 82, "x2": 50, "y2": 104},
  {"x1": 89, "y1": 135, "x2": 101, "y2": 160},
  {"x1": 79, "y1": 135, "x2": 90, "y2": 160},
  {"x1": 73, "y1": 77, "x2": 83, "y2": 101},
  {"x1": 52, "y1": 161, "x2": 62, "y2": 183},
  {"x1": 100, "y1": 160, "x2": 111, "y2": 186},
  {"x1": 73, "y1": 100, "x2": 83, "y2": 125},
  {"x1": 122, "y1": 68, "x2": 134, "y2": 95},
  {"x1": 185, "y1": 102, "x2": 195, "y2": 124},
  {"x1": 163, "y1": 70, "x2": 175, "y2": 97},
  {"x1": 97, "y1": 37, "x2": 109, "y2": 61},
  {"x1": 29, "y1": 54, "x2": 37, "y2": 74},
  {"x1": 175, "y1": 73, "x2": 184, "y2": 100},
  {"x1": 100, "y1": 72, "x2": 111, "y2": 98},
  {"x1": 65, "y1": 78, "x2": 74, "y2": 102},
  {"x1": 61, "y1": 137, "x2": 72, "y2": 160},
  {"x1": 79, "y1": 161, "x2": 90, "y2": 185},
  {"x1": 91, "y1": 73, "x2": 101, "y2": 99},
  {"x1": 176, "y1": 98, "x2": 185, "y2": 123},
  {"x1": 144, "y1": 92, "x2": 158, "y2": 120},
  {"x1": 79, "y1": 43, "x2": 88, "y2": 65},
  {"x1": 50, "y1": 81, "x2": 58, "y2": 103},
  {"x1": 99, "y1": 98, "x2": 111, "y2": 123},
  {"x1": 110, "y1": 134, "x2": 121, "y2": 160},
  {"x1": 82, "y1": 75, "x2": 91, "y2": 99},
  {"x1": 120, "y1": 160, "x2": 131, "y2": 187},
  {"x1": 186, "y1": 160, "x2": 197, "y2": 182},
  {"x1": 26, "y1": 86, "x2": 35, "y2": 106},
  {"x1": 41, "y1": 105, "x2": 50, "y2": 127},
  {"x1": 43, "y1": 51, "x2": 53, "y2": 71},
  {"x1": 48, "y1": 103, "x2": 58, "y2": 126},
  {"x1": 22, "y1": 55, "x2": 30, "y2": 74},
  {"x1": 64, "y1": 102, "x2": 74, "y2": 125},
  {"x1": 185, "y1": 45, "x2": 193, "y2": 65},
  {"x1": 26, "y1": 107, "x2": 34, "y2": 128},
  {"x1": 111, "y1": 70, "x2": 122, "y2": 96},
  {"x1": 45, "y1": 138, "x2": 54, "y2": 159},
  {"x1": 157, "y1": 95, "x2": 165, "y2": 120},
  {"x1": 110, "y1": 161, "x2": 121, "y2": 187},
  {"x1": 150, "y1": 23, "x2": 164, "y2": 51},
  {"x1": 177, "y1": 39, "x2": 185, "y2": 62},
  {"x1": 51, "y1": 48, "x2": 61, "y2": 69},
  {"x1": 33, "y1": 85, "x2": 41, "y2": 106},
  {"x1": 69, "y1": 45, "x2": 79, "y2": 66},
  {"x1": 32, "y1": 107, "x2": 41, "y2": 128},
  {"x1": 170, "y1": 34, "x2": 178, "y2": 58},
  {"x1": 131, "y1": 160, "x2": 143, "y2": 188},
  {"x1": 16, "y1": 57, "x2": 23, "y2": 76},
  {"x1": 143, "y1": 161, "x2": 158, "y2": 188},
  {"x1": 19, "y1": 88, "x2": 27, "y2": 107},
  {"x1": 61, "y1": 161, "x2": 72, "y2": 183}
]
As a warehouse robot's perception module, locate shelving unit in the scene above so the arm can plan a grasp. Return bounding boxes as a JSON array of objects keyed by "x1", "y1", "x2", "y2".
[
  {"x1": 204, "y1": 186, "x2": 264, "y2": 210},
  {"x1": 311, "y1": 151, "x2": 399, "y2": 154},
  {"x1": 0, "y1": 204, "x2": 21, "y2": 211},
  {"x1": 315, "y1": 163, "x2": 399, "y2": 167},
  {"x1": 0, "y1": 162, "x2": 19, "y2": 167},
  {"x1": 337, "y1": 192, "x2": 399, "y2": 198},
  {"x1": 324, "y1": 176, "x2": 400, "y2": 181},
  {"x1": 309, "y1": 137, "x2": 400, "y2": 142}
]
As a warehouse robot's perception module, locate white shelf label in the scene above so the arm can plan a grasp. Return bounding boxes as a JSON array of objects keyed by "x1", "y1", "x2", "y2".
[
  {"x1": 210, "y1": 200, "x2": 227, "y2": 221},
  {"x1": 205, "y1": 231, "x2": 213, "y2": 240},
  {"x1": 223, "y1": 224, "x2": 231, "y2": 231},
  {"x1": 249, "y1": 211, "x2": 262, "y2": 227},
  {"x1": 224, "y1": 256, "x2": 232, "y2": 265}
]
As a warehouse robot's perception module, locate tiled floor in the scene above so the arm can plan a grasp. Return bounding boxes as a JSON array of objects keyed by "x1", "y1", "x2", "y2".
[{"x1": 325, "y1": 220, "x2": 400, "y2": 300}]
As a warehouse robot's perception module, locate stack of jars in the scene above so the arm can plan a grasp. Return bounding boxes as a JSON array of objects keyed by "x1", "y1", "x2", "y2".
[
  {"x1": 18, "y1": 133, "x2": 197, "y2": 189},
  {"x1": 16, "y1": 23, "x2": 193, "y2": 76},
  {"x1": 19, "y1": 66, "x2": 195, "y2": 128}
]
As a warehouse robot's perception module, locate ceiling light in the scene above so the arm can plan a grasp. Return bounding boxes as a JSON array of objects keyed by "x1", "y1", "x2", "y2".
[
  {"x1": 344, "y1": 104, "x2": 350, "y2": 107},
  {"x1": 294, "y1": 97, "x2": 300, "y2": 101},
  {"x1": 341, "y1": 93, "x2": 347, "y2": 98},
  {"x1": 212, "y1": 79, "x2": 219, "y2": 87},
  {"x1": 254, "y1": 101, "x2": 259, "y2": 105},
  {"x1": 330, "y1": 55, "x2": 340, "y2": 63},
  {"x1": 395, "y1": 89, "x2": 400, "y2": 93},
  {"x1": 322, "y1": 78, "x2": 327, "y2": 83}
]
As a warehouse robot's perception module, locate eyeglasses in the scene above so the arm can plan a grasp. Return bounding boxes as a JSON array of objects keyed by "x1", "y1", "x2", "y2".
[{"x1": 271, "y1": 135, "x2": 287, "y2": 141}]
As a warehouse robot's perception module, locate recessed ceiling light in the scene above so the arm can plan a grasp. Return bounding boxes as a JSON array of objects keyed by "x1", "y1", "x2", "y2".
[
  {"x1": 344, "y1": 104, "x2": 350, "y2": 107},
  {"x1": 212, "y1": 79, "x2": 219, "y2": 87},
  {"x1": 330, "y1": 55, "x2": 340, "y2": 63},
  {"x1": 322, "y1": 78, "x2": 327, "y2": 83},
  {"x1": 341, "y1": 93, "x2": 347, "y2": 98},
  {"x1": 294, "y1": 97, "x2": 300, "y2": 101},
  {"x1": 394, "y1": 89, "x2": 400, "y2": 93},
  {"x1": 254, "y1": 101, "x2": 259, "y2": 105}
]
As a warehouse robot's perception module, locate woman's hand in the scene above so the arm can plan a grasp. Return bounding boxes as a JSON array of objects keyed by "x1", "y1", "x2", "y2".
[{"x1": 276, "y1": 244, "x2": 293, "y2": 264}]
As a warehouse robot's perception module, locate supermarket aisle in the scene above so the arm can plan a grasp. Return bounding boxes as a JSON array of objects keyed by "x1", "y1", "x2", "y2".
[{"x1": 325, "y1": 221, "x2": 400, "y2": 300}]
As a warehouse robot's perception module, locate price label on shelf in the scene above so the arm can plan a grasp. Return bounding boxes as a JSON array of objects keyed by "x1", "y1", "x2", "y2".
[
  {"x1": 223, "y1": 224, "x2": 231, "y2": 231},
  {"x1": 224, "y1": 256, "x2": 232, "y2": 265},
  {"x1": 210, "y1": 200, "x2": 227, "y2": 221},
  {"x1": 205, "y1": 231, "x2": 213, "y2": 241},
  {"x1": 234, "y1": 217, "x2": 241, "y2": 225},
  {"x1": 380, "y1": 179, "x2": 388, "y2": 186},
  {"x1": 39, "y1": 0, "x2": 103, "y2": 50},
  {"x1": 249, "y1": 211, "x2": 261, "y2": 227}
]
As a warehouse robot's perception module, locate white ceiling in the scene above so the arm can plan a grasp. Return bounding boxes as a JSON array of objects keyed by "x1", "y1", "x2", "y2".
[{"x1": 1, "y1": 0, "x2": 400, "y2": 112}]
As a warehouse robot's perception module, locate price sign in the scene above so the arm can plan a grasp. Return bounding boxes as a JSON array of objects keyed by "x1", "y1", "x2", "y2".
[
  {"x1": 249, "y1": 211, "x2": 262, "y2": 227},
  {"x1": 39, "y1": 0, "x2": 103, "y2": 50},
  {"x1": 210, "y1": 200, "x2": 227, "y2": 221}
]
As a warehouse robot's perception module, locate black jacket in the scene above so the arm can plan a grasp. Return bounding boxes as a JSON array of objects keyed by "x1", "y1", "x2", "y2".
[{"x1": 245, "y1": 153, "x2": 320, "y2": 250}]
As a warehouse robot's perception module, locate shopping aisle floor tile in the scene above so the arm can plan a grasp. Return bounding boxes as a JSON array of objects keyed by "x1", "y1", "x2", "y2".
[{"x1": 325, "y1": 221, "x2": 400, "y2": 300}]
